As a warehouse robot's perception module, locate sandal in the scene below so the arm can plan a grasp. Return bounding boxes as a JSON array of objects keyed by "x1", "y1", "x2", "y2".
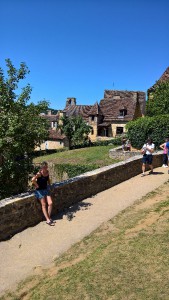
[
  {"x1": 50, "y1": 219, "x2": 56, "y2": 223},
  {"x1": 46, "y1": 220, "x2": 55, "y2": 226}
]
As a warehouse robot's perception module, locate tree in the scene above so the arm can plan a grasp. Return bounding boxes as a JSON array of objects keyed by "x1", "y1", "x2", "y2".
[
  {"x1": 126, "y1": 115, "x2": 169, "y2": 149},
  {"x1": 0, "y1": 59, "x2": 49, "y2": 199},
  {"x1": 146, "y1": 81, "x2": 169, "y2": 116},
  {"x1": 59, "y1": 115, "x2": 92, "y2": 148}
]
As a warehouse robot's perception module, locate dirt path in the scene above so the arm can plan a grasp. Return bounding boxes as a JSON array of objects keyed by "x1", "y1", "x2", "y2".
[{"x1": 0, "y1": 166, "x2": 168, "y2": 296}]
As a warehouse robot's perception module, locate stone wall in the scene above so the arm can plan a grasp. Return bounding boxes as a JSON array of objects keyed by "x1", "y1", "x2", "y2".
[
  {"x1": 109, "y1": 147, "x2": 140, "y2": 160},
  {"x1": 0, "y1": 153, "x2": 163, "y2": 241}
]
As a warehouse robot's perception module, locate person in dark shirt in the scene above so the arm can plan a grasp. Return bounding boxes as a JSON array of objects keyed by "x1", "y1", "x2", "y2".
[{"x1": 32, "y1": 161, "x2": 54, "y2": 225}]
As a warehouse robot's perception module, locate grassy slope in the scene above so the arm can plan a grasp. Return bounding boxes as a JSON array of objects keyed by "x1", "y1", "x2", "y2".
[
  {"x1": 33, "y1": 145, "x2": 118, "y2": 167},
  {"x1": 2, "y1": 182, "x2": 169, "y2": 300}
]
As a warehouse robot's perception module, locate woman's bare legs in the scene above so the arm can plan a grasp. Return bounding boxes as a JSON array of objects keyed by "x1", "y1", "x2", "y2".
[
  {"x1": 40, "y1": 197, "x2": 51, "y2": 223},
  {"x1": 142, "y1": 163, "x2": 146, "y2": 174},
  {"x1": 47, "y1": 195, "x2": 53, "y2": 218},
  {"x1": 149, "y1": 164, "x2": 153, "y2": 172}
]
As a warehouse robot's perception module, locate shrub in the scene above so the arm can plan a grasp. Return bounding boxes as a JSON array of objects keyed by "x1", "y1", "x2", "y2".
[{"x1": 126, "y1": 115, "x2": 169, "y2": 149}]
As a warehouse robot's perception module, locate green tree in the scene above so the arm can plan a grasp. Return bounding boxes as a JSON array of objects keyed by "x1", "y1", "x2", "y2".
[
  {"x1": 0, "y1": 59, "x2": 49, "y2": 199},
  {"x1": 126, "y1": 115, "x2": 169, "y2": 149},
  {"x1": 146, "y1": 81, "x2": 169, "y2": 116},
  {"x1": 59, "y1": 115, "x2": 92, "y2": 148}
]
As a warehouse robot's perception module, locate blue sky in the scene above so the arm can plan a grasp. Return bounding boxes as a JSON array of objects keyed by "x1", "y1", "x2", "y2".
[{"x1": 0, "y1": 0, "x2": 169, "y2": 110}]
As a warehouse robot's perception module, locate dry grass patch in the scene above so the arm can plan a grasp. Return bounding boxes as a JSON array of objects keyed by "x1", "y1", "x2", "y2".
[{"x1": 1, "y1": 182, "x2": 169, "y2": 300}]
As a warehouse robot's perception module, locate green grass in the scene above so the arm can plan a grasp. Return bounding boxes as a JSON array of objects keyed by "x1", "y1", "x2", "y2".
[
  {"x1": 2, "y1": 182, "x2": 169, "y2": 300},
  {"x1": 33, "y1": 145, "x2": 119, "y2": 168}
]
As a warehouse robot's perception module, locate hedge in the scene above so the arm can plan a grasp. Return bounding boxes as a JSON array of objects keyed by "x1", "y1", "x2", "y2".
[{"x1": 126, "y1": 115, "x2": 169, "y2": 149}]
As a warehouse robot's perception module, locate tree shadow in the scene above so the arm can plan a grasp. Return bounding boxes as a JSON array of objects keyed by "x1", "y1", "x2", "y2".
[{"x1": 53, "y1": 201, "x2": 93, "y2": 222}]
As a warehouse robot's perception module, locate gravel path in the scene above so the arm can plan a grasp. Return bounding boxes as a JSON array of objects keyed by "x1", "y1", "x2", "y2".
[{"x1": 0, "y1": 166, "x2": 168, "y2": 296}]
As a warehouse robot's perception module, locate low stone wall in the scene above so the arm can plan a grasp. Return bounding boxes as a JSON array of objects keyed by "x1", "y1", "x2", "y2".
[
  {"x1": 109, "y1": 147, "x2": 140, "y2": 160},
  {"x1": 0, "y1": 152, "x2": 163, "y2": 241}
]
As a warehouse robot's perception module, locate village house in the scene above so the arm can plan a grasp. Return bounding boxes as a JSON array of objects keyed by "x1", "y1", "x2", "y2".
[
  {"x1": 40, "y1": 89, "x2": 146, "y2": 149},
  {"x1": 36, "y1": 110, "x2": 69, "y2": 150},
  {"x1": 38, "y1": 67, "x2": 169, "y2": 150},
  {"x1": 63, "y1": 90, "x2": 146, "y2": 141}
]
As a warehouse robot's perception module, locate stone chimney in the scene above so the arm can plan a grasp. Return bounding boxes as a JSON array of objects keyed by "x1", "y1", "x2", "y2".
[
  {"x1": 66, "y1": 97, "x2": 76, "y2": 107},
  {"x1": 47, "y1": 110, "x2": 52, "y2": 115}
]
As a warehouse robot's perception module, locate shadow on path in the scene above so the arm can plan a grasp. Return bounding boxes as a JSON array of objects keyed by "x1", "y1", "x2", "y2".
[{"x1": 52, "y1": 201, "x2": 93, "y2": 222}]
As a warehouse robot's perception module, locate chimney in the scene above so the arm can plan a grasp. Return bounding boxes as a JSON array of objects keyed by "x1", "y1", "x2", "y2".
[
  {"x1": 66, "y1": 98, "x2": 76, "y2": 106},
  {"x1": 47, "y1": 110, "x2": 52, "y2": 115}
]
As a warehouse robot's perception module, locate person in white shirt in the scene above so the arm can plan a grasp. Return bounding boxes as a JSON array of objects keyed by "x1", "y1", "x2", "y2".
[{"x1": 141, "y1": 138, "x2": 155, "y2": 177}]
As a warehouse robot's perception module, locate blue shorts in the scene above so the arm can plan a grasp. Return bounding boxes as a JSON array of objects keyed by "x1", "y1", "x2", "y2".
[
  {"x1": 34, "y1": 189, "x2": 50, "y2": 200},
  {"x1": 142, "y1": 154, "x2": 153, "y2": 165}
]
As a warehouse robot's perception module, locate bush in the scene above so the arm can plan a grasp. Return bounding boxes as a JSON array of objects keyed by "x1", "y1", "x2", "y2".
[
  {"x1": 126, "y1": 115, "x2": 169, "y2": 149},
  {"x1": 54, "y1": 163, "x2": 99, "y2": 181},
  {"x1": 70, "y1": 137, "x2": 122, "y2": 149}
]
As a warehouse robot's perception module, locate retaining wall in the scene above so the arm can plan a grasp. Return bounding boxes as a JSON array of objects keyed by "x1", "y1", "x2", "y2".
[{"x1": 0, "y1": 153, "x2": 163, "y2": 241}]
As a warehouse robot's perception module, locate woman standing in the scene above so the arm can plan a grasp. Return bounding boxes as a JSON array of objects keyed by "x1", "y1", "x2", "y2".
[
  {"x1": 160, "y1": 138, "x2": 169, "y2": 168},
  {"x1": 141, "y1": 138, "x2": 155, "y2": 177},
  {"x1": 32, "y1": 161, "x2": 54, "y2": 225}
]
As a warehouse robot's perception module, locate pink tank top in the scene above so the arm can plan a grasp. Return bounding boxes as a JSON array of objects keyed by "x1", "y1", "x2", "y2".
[{"x1": 164, "y1": 143, "x2": 167, "y2": 154}]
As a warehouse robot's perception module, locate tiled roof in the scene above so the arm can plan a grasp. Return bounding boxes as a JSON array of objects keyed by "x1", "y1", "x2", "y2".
[
  {"x1": 148, "y1": 67, "x2": 169, "y2": 92},
  {"x1": 98, "y1": 122, "x2": 111, "y2": 127},
  {"x1": 42, "y1": 115, "x2": 59, "y2": 122},
  {"x1": 99, "y1": 90, "x2": 145, "y2": 121},
  {"x1": 158, "y1": 67, "x2": 169, "y2": 82},
  {"x1": 100, "y1": 98, "x2": 136, "y2": 121},
  {"x1": 63, "y1": 105, "x2": 93, "y2": 121},
  {"x1": 48, "y1": 129, "x2": 66, "y2": 140},
  {"x1": 63, "y1": 91, "x2": 145, "y2": 123},
  {"x1": 88, "y1": 102, "x2": 103, "y2": 115}
]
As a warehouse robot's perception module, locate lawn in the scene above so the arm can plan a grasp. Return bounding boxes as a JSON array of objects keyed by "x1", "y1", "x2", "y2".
[
  {"x1": 33, "y1": 145, "x2": 119, "y2": 168},
  {"x1": 2, "y1": 182, "x2": 169, "y2": 300}
]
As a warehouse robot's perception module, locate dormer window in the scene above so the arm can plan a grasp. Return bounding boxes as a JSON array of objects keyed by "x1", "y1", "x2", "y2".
[{"x1": 119, "y1": 109, "x2": 127, "y2": 116}]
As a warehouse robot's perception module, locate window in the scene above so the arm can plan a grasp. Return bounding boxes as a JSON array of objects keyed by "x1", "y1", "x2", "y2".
[
  {"x1": 119, "y1": 109, "x2": 127, "y2": 116},
  {"x1": 53, "y1": 122, "x2": 57, "y2": 128},
  {"x1": 91, "y1": 115, "x2": 95, "y2": 121},
  {"x1": 116, "y1": 127, "x2": 124, "y2": 134},
  {"x1": 51, "y1": 121, "x2": 57, "y2": 128},
  {"x1": 91, "y1": 128, "x2": 94, "y2": 135}
]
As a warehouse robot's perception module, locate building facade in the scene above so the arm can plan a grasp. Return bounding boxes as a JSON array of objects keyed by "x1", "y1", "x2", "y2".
[{"x1": 63, "y1": 90, "x2": 146, "y2": 141}]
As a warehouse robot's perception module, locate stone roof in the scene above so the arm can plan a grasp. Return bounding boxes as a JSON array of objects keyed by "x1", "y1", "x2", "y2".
[
  {"x1": 88, "y1": 102, "x2": 103, "y2": 115},
  {"x1": 63, "y1": 105, "x2": 93, "y2": 121},
  {"x1": 158, "y1": 67, "x2": 169, "y2": 82},
  {"x1": 148, "y1": 67, "x2": 169, "y2": 93},
  {"x1": 48, "y1": 129, "x2": 66, "y2": 140},
  {"x1": 100, "y1": 90, "x2": 145, "y2": 121},
  {"x1": 63, "y1": 90, "x2": 145, "y2": 123},
  {"x1": 42, "y1": 114, "x2": 59, "y2": 122}
]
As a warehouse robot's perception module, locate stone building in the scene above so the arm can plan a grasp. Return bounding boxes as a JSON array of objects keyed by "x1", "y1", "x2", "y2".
[
  {"x1": 39, "y1": 89, "x2": 146, "y2": 149},
  {"x1": 36, "y1": 110, "x2": 69, "y2": 150},
  {"x1": 63, "y1": 90, "x2": 146, "y2": 141}
]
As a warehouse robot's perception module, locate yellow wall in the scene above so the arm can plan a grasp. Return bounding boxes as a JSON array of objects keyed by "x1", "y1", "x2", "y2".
[{"x1": 35, "y1": 140, "x2": 64, "y2": 151}]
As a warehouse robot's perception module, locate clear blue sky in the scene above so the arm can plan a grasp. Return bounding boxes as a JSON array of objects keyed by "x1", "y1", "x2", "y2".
[{"x1": 0, "y1": 0, "x2": 168, "y2": 110}]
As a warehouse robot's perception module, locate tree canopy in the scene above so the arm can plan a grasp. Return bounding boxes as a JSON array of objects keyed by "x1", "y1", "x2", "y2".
[
  {"x1": 126, "y1": 81, "x2": 169, "y2": 149},
  {"x1": 0, "y1": 59, "x2": 49, "y2": 199},
  {"x1": 146, "y1": 81, "x2": 169, "y2": 116},
  {"x1": 59, "y1": 115, "x2": 92, "y2": 148}
]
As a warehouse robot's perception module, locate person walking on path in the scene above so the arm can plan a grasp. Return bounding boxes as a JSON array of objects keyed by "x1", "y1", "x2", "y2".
[
  {"x1": 32, "y1": 161, "x2": 54, "y2": 226},
  {"x1": 141, "y1": 138, "x2": 155, "y2": 177},
  {"x1": 165, "y1": 140, "x2": 169, "y2": 174},
  {"x1": 160, "y1": 138, "x2": 169, "y2": 168}
]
